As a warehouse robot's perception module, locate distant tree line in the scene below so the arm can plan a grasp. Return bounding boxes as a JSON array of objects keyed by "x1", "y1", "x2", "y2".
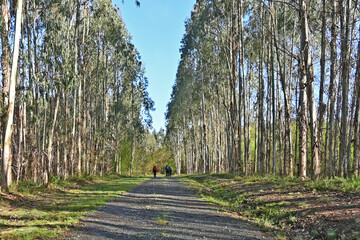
[
  {"x1": 166, "y1": 0, "x2": 360, "y2": 179},
  {"x1": 0, "y1": 0, "x2": 154, "y2": 191}
]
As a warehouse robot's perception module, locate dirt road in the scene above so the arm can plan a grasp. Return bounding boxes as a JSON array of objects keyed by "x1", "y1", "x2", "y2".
[{"x1": 71, "y1": 177, "x2": 272, "y2": 239}]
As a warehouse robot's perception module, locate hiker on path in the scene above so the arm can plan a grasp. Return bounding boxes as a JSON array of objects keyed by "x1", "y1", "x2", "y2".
[
  {"x1": 165, "y1": 165, "x2": 172, "y2": 177},
  {"x1": 153, "y1": 166, "x2": 158, "y2": 178}
]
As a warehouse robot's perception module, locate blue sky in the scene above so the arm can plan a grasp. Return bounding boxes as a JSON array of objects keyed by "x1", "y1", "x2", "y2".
[{"x1": 113, "y1": 0, "x2": 196, "y2": 132}]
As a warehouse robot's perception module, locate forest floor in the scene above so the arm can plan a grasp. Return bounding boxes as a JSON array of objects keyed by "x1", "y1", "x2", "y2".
[
  {"x1": 0, "y1": 175, "x2": 149, "y2": 239},
  {"x1": 70, "y1": 176, "x2": 272, "y2": 239},
  {"x1": 178, "y1": 174, "x2": 360, "y2": 240}
]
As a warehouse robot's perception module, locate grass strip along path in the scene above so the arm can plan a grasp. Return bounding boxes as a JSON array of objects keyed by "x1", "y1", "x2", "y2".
[
  {"x1": 179, "y1": 174, "x2": 360, "y2": 240},
  {"x1": 0, "y1": 175, "x2": 150, "y2": 239}
]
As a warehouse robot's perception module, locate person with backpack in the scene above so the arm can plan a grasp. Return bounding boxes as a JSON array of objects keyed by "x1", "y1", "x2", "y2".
[
  {"x1": 168, "y1": 166, "x2": 172, "y2": 177},
  {"x1": 165, "y1": 165, "x2": 172, "y2": 177},
  {"x1": 153, "y1": 166, "x2": 158, "y2": 178}
]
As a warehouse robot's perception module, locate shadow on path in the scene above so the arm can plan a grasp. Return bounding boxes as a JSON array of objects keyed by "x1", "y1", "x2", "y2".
[{"x1": 70, "y1": 177, "x2": 272, "y2": 240}]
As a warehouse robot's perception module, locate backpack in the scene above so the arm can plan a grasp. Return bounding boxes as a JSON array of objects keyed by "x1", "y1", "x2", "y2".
[{"x1": 153, "y1": 166, "x2": 158, "y2": 172}]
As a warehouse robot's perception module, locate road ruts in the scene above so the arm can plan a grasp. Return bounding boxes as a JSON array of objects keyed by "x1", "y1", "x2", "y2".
[{"x1": 70, "y1": 177, "x2": 273, "y2": 240}]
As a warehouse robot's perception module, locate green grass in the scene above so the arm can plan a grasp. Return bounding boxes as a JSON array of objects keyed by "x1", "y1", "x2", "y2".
[
  {"x1": 158, "y1": 231, "x2": 169, "y2": 237},
  {"x1": 316, "y1": 196, "x2": 334, "y2": 203},
  {"x1": 305, "y1": 176, "x2": 360, "y2": 194},
  {"x1": 1, "y1": 226, "x2": 60, "y2": 240},
  {"x1": 156, "y1": 211, "x2": 170, "y2": 225},
  {"x1": 0, "y1": 174, "x2": 150, "y2": 239}
]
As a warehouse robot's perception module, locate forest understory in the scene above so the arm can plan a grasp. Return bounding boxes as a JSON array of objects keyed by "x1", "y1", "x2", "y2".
[{"x1": 179, "y1": 174, "x2": 360, "y2": 240}]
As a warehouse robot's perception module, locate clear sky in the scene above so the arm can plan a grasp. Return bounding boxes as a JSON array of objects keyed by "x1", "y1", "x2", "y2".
[{"x1": 113, "y1": 0, "x2": 196, "y2": 132}]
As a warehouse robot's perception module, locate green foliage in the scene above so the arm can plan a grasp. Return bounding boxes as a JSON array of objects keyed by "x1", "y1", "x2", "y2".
[
  {"x1": 136, "y1": 130, "x2": 175, "y2": 175},
  {"x1": 9, "y1": 181, "x2": 41, "y2": 194},
  {"x1": 348, "y1": 231, "x2": 360, "y2": 240},
  {"x1": 305, "y1": 177, "x2": 360, "y2": 194},
  {"x1": 325, "y1": 229, "x2": 338, "y2": 240},
  {"x1": 338, "y1": 177, "x2": 360, "y2": 194},
  {"x1": 158, "y1": 231, "x2": 169, "y2": 237},
  {"x1": 253, "y1": 205, "x2": 293, "y2": 224},
  {"x1": 155, "y1": 211, "x2": 170, "y2": 225},
  {"x1": 117, "y1": 129, "x2": 174, "y2": 175},
  {"x1": 119, "y1": 139, "x2": 132, "y2": 174},
  {"x1": 310, "y1": 229, "x2": 321, "y2": 238}
]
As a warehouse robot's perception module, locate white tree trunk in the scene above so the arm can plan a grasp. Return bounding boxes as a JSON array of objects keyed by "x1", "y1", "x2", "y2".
[
  {"x1": 2, "y1": 0, "x2": 23, "y2": 191},
  {"x1": 44, "y1": 94, "x2": 60, "y2": 187}
]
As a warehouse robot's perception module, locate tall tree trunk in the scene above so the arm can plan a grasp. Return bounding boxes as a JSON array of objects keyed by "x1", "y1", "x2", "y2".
[
  {"x1": 266, "y1": 44, "x2": 271, "y2": 174},
  {"x1": 353, "y1": 21, "x2": 360, "y2": 177},
  {"x1": 238, "y1": 0, "x2": 245, "y2": 174},
  {"x1": 16, "y1": 102, "x2": 24, "y2": 183},
  {"x1": 326, "y1": 0, "x2": 338, "y2": 178},
  {"x1": 130, "y1": 136, "x2": 135, "y2": 176},
  {"x1": 299, "y1": 0, "x2": 320, "y2": 179},
  {"x1": 339, "y1": 0, "x2": 352, "y2": 178},
  {"x1": 201, "y1": 90, "x2": 208, "y2": 173},
  {"x1": 44, "y1": 94, "x2": 60, "y2": 187},
  {"x1": 70, "y1": 87, "x2": 77, "y2": 176},
  {"x1": 257, "y1": 2, "x2": 265, "y2": 174},
  {"x1": 298, "y1": 0, "x2": 311, "y2": 179},
  {"x1": 0, "y1": 0, "x2": 11, "y2": 189},
  {"x1": 270, "y1": 10, "x2": 276, "y2": 174},
  {"x1": 64, "y1": 92, "x2": 69, "y2": 179},
  {"x1": 273, "y1": 21, "x2": 293, "y2": 177},
  {"x1": 1, "y1": 0, "x2": 10, "y2": 121},
  {"x1": 75, "y1": 0, "x2": 82, "y2": 175},
  {"x1": 334, "y1": 70, "x2": 342, "y2": 176},
  {"x1": 317, "y1": 0, "x2": 327, "y2": 177},
  {"x1": 2, "y1": 0, "x2": 23, "y2": 191},
  {"x1": 289, "y1": 17, "x2": 297, "y2": 177}
]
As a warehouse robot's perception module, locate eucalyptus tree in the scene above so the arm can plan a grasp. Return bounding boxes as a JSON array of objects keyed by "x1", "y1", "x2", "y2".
[
  {"x1": 338, "y1": 0, "x2": 352, "y2": 177},
  {"x1": 354, "y1": 23, "x2": 360, "y2": 177},
  {"x1": 1, "y1": 0, "x2": 23, "y2": 190},
  {"x1": 0, "y1": 0, "x2": 153, "y2": 187},
  {"x1": 167, "y1": 0, "x2": 245, "y2": 174},
  {"x1": 167, "y1": 0, "x2": 360, "y2": 179}
]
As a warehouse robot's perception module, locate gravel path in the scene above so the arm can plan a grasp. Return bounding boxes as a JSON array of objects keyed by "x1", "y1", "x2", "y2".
[{"x1": 70, "y1": 177, "x2": 273, "y2": 240}]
